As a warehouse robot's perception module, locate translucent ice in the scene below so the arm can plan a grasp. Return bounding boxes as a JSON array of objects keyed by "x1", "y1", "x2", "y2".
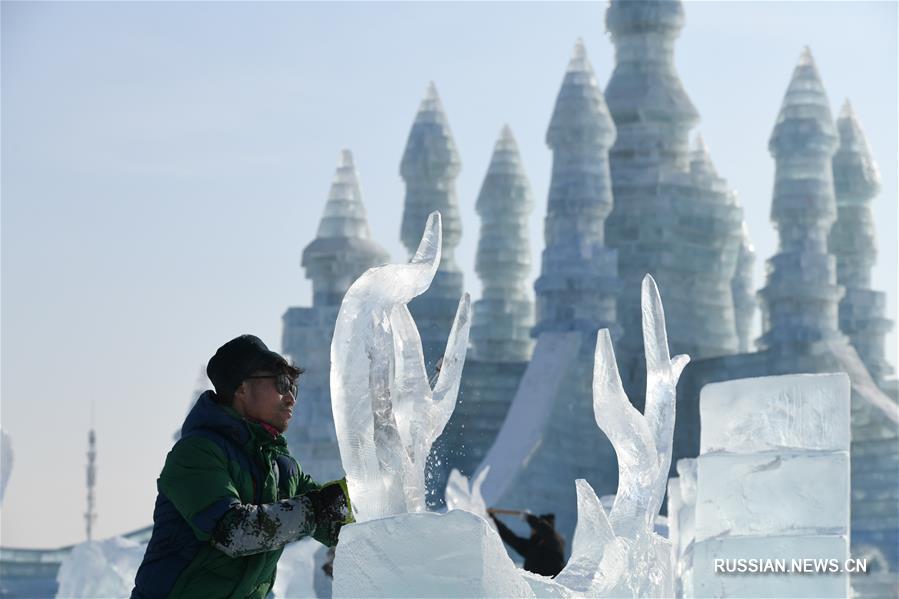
[
  {"x1": 332, "y1": 510, "x2": 536, "y2": 598},
  {"x1": 331, "y1": 211, "x2": 471, "y2": 522},
  {"x1": 593, "y1": 275, "x2": 690, "y2": 539},
  {"x1": 332, "y1": 274, "x2": 684, "y2": 597},
  {"x1": 692, "y1": 535, "x2": 849, "y2": 598},
  {"x1": 558, "y1": 275, "x2": 688, "y2": 597},
  {"x1": 444, "y1": 466, "x2": 490, "y2": 519},
  {"x1": 271, "y1": 537, "x2": 332, "y2": 599},
  {"x1": 554, "y1": 479, "x2": 627, "y2": 595},
  {"x1": 695, "y1": 451, "x2": 850, "y2": 541},
  {"x1": 700, "y1": 373, "x2": 850, "y2": 454},
  {"x1": 669, "y1": 459, "x2": 697, "y2": 598},
  {"x1": 55, "y1": 537, "x2": 146, "y2": 598}
]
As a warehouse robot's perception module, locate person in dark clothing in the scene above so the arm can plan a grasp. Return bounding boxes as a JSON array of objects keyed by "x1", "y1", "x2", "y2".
[
  {"x1": 132, "y1": 335, "x2": 354, "y2": 599},
  {"x1": 488, "y1": 509, "x2": 566, "y2": 577}
]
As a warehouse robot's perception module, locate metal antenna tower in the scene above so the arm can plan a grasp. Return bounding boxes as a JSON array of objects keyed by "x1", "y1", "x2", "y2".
[{"x1": 85, "y1": 405, "x2": 97, "y2": 541}]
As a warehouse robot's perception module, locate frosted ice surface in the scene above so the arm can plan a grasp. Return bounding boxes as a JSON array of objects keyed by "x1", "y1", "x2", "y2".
[
  {"x1": 695, "y1": 451, "x2": 849, "y2": 541},
  {"x1": 272, "y1": 537, "x2": 331, "y2": 599},
  {"x1": 55, "y1": 537, "x2": 146, "y2": 598},
  {"x1": 444, "y1": 466, "x2": 489, "y2": 519},
  {"x1": 700, "y1": 373, "x2": 851, "y2": 454},
  {"x1": 0, "y1": 430, "x2": 11, "y2": 504},
  {"x1": 332, "y1": 510, "x2": 536, "y2": 598},
  {"x1": 692, "y1": 535, "x2": 849, "y2": 598},
  {"x1": 331, "y1": 212, "x2": 471, "y2": 522}
]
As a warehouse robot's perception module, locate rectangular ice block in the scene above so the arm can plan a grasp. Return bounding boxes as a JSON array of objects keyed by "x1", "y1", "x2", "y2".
[
  {"x1": 695, "y1": 451, "x2": 849, "y2": 541},
  {"x1": 700, "y1": 373, "x2": 850, "y2": 454},
  {"x1": 691, "y1": 535, "x2": 849, "y2": 598}
]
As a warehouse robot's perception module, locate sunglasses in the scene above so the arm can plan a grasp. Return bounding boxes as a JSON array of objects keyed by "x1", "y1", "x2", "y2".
[{"x1": 245, "y1": 374, "x2": 298, "y2": 396}]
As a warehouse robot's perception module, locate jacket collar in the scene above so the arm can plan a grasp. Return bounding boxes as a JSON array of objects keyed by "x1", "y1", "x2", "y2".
[{"x1": 181, "y1": 391, "x2": 285, "y2": 449}]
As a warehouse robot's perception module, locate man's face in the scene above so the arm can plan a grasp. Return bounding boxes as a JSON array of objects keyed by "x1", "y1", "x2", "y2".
[{"x1": 235, "y1": 373, "x2": 297, "y2": 433}]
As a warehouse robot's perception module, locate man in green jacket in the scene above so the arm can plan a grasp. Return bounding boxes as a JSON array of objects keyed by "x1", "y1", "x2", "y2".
[{"x1": 132, "y1": 334, "x2": 353, "y2": 598}]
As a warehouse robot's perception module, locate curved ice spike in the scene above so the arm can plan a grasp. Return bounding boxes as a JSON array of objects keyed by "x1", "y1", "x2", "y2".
[
  {"x1": 443, "y1": 465, "x2": 490, "y2": 518},
  {"x1": 399, "y1": 292, "x2": 471, "y2": 513},
  {"x1": 331, "y1": 211, "x2": 471, "y2": 522},
  {"x1": 432, "y1": 293, "x2": 471, "y2": 414},
  {"x1": 555, "y1": 479, "x2": 625, "y2": 594},
  {"x1": 641, "y1": 274, "x2": 690, "y2": 526},
  {"x1": 411, "y1": 211, "x2": 442, "y2": 269},
  {"x1": 593, "y1": 328, "x2": 658, "y2": 538}
]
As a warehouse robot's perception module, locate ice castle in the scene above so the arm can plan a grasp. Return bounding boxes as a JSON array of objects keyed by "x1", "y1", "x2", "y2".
[{"x1": 282, "y1": 0, "x2": 897, "y2": 593}]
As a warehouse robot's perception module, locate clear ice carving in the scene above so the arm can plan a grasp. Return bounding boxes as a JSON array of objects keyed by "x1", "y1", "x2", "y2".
[
  {"x1": 444, "y1": 466, "x2": 490, "y2": 519},
  {"x1": 331, "y1": 211, "x2": 471, "y2": 522},
  {"x1": 558, "y1": 274, "x2": 689, "y2": 597},
  {"x1": 333, "y1": 274, "x2": 683, "y2": 598}
]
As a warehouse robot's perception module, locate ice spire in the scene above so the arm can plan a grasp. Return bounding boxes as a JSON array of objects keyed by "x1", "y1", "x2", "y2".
[
  {"x1": 828, "y1": 99, "x2": 893, "y2": 382},
  {"x1": 689, "y1": 134, "x2": 718, "y2": 179},
  {"x1": 758, "y1": 47, "x2": 844, "y2": 349},
  {"x1": 301, "y1": 150, "x2": 390, "y2": 308},
  {"x1": 471, "y1": 125, "x2": 535, "y2": 362},
  {"x1": 400, "y1": 83, "x2": 464, "y2": 370},
  {"x1": 533, "y1": 39, "x2": 618, "y2": 338}
]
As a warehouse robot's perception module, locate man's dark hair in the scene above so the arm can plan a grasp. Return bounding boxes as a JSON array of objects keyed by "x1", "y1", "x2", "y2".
[{"x1": 207, "y1": 334, "x2": 304, "y2": 406}]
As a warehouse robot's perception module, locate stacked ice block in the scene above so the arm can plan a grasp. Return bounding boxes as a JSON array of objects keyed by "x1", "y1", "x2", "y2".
[{"x1": 690, "y1": 373, "x2": 851, "y2": 598}]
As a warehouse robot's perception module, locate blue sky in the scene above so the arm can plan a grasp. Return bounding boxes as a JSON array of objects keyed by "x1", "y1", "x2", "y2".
[{"x1": 2, "y1": 1, "x2": 896, "y2": 548}]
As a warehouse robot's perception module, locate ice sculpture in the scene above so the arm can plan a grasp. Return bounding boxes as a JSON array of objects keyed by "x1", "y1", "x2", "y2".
[
  {"x1": 55, "y1": 537, "x2": 146, "y2": 598},
  {"x1": 331, "y1": 211, "x2": 471, "y2": 522},
  {"x1": 444, "y1": 466, "x2": 490, "y2": 519},
  {"x1": 557, "y1": 275, "x2": 689, "y2": 597},
  {"x1": 689, "y1": 374, "x2": 851, "y2": 598},
  {"x1": 333, "y1": 273, "x2": 686, "y2": 597},
  {"x1": 271, "y1": 537, "x2": 332, "y2": 599}
]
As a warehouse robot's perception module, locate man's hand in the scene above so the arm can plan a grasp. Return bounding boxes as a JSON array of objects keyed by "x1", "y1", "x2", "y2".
[{"x1": 309, "y1": 478, "x2": 354, "y2": 547}]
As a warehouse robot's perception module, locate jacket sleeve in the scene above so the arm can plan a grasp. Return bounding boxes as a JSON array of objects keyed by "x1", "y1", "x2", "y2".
[
  {"x1": 157, "y1": 436, "x2": 244, "y2": 542},
  {"x1": 491, "y1": 516, "x2": 530, "y2": 558},
  {"x1": 209, "y1": 496, "x2": 318, "y2": 558},
  {"x1": 210, "y1": 480, "x2": 354, "y2": 556},
  {"x1": 159, "y1": 436, "x2": 323, "y2": 557}
]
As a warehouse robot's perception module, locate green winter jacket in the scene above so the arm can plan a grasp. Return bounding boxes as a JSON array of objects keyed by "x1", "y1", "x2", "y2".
[{"x1": 132, "y1": 391, "x2": 330, "y2": 599}]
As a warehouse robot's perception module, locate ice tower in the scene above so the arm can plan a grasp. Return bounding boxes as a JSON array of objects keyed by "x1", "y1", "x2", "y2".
[
  {"x1": 604, "y1": 0, "x2": 745, "y2": 402},
  {"x1": 282, "y1": 150, "x2": 389, "y2": 481},
  {"x1": 472, "y1": 40, "x2": 620, "y2": 544},
  {"x1": 400, "y1": 83, "x2": 464, "y2": 372},
  {"x1": 829, "y1": 100, "x2": 894, "y2": 385},
  {"x1": 758, "y1": 48, "x2": 845, "y2": 349},
  {"x1": 533, "y1": 39, "x2": 619, "y2": 339},
  {"x1": 675, "y1": 48, "x2": 899, "y2": 596},
  {"x1": 470, "y1": 126, "x2": 535, "y2": 363}
]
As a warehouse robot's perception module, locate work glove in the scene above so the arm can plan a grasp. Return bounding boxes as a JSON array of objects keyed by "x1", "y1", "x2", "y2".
[{"x1": 308, "y1": 478, "x2": 354, "y2": 547}]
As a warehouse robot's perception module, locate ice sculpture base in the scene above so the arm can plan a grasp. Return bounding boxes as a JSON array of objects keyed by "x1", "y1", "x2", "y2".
[{"x1": 332, "y1": 510, "x2": 540, "y2": 598}]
